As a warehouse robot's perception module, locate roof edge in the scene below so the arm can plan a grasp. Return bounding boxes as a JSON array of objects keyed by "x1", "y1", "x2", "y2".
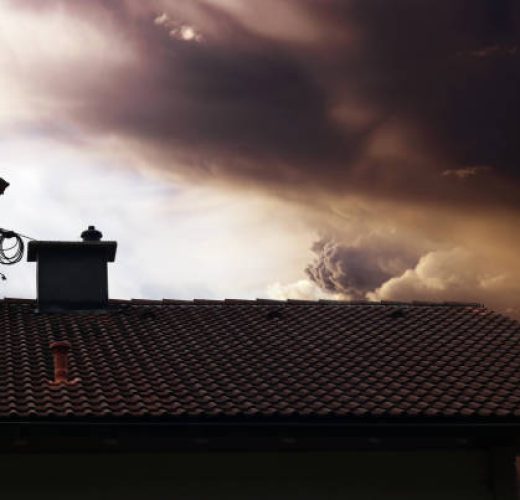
[{"x1": 0, "y1": 297, "x2": 486, "y2": 308}]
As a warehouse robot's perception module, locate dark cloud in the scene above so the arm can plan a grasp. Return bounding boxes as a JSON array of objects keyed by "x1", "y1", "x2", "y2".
[
  {"x1": 8, "y1": 0, "x2": 520, "y2": 208},
  {"x1": 97, "y1": 41, "x2": 345, "y2": 167},
  {"x1": 321, "y1": 0, "x2": 520, "y2": 177},
  {"x1": 305, "y1": 237, "x2": 419, "y2": 299}
]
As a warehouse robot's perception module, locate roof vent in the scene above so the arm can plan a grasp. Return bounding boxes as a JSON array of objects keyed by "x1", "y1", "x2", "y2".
[
  {"x1": 27, "y1": 226, "x2": 117, "y2": 312},
  {"x1": 389, "y1": 308, "x2": 407, "y2": 319},
  {"x1": 266, "y1": 309, "x2": 283, "y2": 320},
  {"x1": 49, "y1": 340, "x2": 79, "y2": 386}
]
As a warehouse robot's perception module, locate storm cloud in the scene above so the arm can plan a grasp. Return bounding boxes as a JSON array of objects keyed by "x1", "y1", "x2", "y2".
[
  {"x1": 1, "y1": 0, "x2": 519, "y2": 316},
  {"x1": 305, "y1": 237, "x2": 419, "y2": 300},
  {"x1": 4, "y1": 0, "x2": 519, "y2": 205}
]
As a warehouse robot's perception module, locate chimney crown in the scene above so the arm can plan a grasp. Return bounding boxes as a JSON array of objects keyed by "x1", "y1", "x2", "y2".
[
  {"x1": 28, "y1": 226, "x2": 117, "y2": 312},
  {"x1": 81, "y1": 225, "x2": 103, "y2": 242}
]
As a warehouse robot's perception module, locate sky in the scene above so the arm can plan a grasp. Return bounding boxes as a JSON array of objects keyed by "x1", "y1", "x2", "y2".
[{"x1": 0, "y1": 0, "x2": 519, "y2": 318}]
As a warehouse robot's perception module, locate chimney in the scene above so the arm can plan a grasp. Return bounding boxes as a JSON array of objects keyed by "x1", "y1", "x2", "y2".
[{"x1": 27, "y1": 226, "x2": 117, "y2": 312}]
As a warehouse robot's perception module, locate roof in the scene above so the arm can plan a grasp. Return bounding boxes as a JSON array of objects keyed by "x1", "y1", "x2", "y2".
[{"x1": 0, "y1": 298, "x2": 519, "y2": 422}]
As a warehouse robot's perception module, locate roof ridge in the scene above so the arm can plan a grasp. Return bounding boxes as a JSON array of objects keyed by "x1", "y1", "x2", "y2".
[
  {"x1": 101, "y1": 298, "x2": 486, "y2": 307},
  {"x1": 0, "y1": 297, "x2": 487, "y2": 308}
]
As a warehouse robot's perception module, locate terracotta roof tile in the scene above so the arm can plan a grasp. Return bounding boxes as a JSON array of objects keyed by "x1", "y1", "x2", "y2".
[{"x1": 0, "y1": 298, "x2": 519, "y2": 420}]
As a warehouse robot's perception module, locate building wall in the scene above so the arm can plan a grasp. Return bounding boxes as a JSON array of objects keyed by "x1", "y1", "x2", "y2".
[{"x1": 0, "y1": 449, "x2": 510, "y2": 499}]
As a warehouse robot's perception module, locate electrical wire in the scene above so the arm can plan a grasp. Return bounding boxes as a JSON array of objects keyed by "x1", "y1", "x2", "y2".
[
  {"x1": 15, "y1": 231, "x2": 36, "y2": 241},
  {"x1": 0, "y1": 228, "x2": 28, "y2": 265}
]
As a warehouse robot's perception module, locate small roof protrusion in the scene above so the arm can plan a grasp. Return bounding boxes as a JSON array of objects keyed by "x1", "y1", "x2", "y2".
[
  {"x1": 49, "y1": 340, "x2": 79, "y2": 386},
  {"x1": 81, "y1": 225, "x2": 103, "y2": 242}
]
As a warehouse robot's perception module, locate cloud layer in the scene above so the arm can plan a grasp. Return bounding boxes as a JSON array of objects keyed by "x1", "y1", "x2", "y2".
[
  {"x1": 4, "y1": 0, "x2": 520, "y2": 204},
  {"x1": 1, "y1": 0, "x2": 519, "y2": 316}
]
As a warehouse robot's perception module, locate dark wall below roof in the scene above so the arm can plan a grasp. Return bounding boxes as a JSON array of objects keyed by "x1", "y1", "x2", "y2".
[{"x1": 0, "y1": 450, "x2": 501, "y2": 500}]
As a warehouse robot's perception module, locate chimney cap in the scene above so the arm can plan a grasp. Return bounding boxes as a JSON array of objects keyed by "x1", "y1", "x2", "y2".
[
  {"x1": 50, "y1": 340, "x2": 71, "y2": 352},
  {"x1": 81, "y1": 225, "x2": 103, "y2": 242},
  {"x1": 27, "y1": 240, "x2": 117, "y2": 262}
]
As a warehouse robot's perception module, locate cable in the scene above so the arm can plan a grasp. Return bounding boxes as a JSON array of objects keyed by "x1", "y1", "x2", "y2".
[
  {"x1": 15, "y1": 231, "x2": 36, "y2": 241},
  {"x1": 0, "y1": 229, "x2": 25, "y2": 265}
]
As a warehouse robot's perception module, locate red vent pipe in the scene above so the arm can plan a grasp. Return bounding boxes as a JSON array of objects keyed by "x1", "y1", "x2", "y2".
[{"x1": 49, "y1": 340, "x2": 79, "y2": 386}]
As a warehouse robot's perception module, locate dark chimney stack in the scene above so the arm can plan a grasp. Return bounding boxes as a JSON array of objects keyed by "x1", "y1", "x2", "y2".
[{"x1": 28, "y1": 226, "x2": 117, "y2": 312}]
